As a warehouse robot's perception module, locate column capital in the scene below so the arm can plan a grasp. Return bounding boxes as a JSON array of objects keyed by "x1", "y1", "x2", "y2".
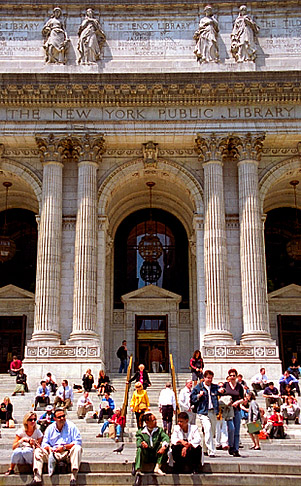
[
  {"x1": 195, "y1": 133, "x2": 228, "y2": 163},
  {"x1": 35, "y1": 134, "x2": 72, "y2": 164},
  {"x1": 72, "y1": 134, "x2": 105, "y2": 164},
  {"x1": 229, "y1": 133, "x2": 265, "y2": 162}
]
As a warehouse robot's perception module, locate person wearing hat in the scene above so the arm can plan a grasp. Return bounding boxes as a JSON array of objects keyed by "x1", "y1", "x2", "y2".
[
  {"x1": 130, "y1": 382, "x2": 150, "y2": 428},
  {"x1": 37, "y1": 406, "x2": 55, "y2": 434}
]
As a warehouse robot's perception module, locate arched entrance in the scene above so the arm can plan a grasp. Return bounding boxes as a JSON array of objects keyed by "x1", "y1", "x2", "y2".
[
  {"x1": 262, "y1": 161, "x2": 301, "y2": 370},
  {"x1": 98, "y1": 158, "x2": 203, "y2": 371},
  {"x1": 0, "y1": 172, "x2": 39, "y2": 371},
  {"x1": 114, "y1": 208, "x2": 189, "y2": 371}
]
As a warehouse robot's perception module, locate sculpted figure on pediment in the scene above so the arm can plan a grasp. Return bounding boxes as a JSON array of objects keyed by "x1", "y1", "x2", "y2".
[
  {"x1": 193, "y1": 5, "x2": 219, "y2": 63},
  {"x1": 42, "y1": 7, "x2": 70, "y2": 64},
  {"x1": 77, "y1": 8, "x2": 106, "y2": 65},
  {"x1": 231, "y1": 5, "x2": 259, "y2": 62}
]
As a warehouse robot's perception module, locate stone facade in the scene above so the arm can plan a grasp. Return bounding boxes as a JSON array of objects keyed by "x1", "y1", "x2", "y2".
[{"x1": 0, "y1": 1, "x2": 300, "y2": 379}]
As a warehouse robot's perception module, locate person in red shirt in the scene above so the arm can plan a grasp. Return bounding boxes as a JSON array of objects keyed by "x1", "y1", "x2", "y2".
[
  {"x1": 97, "y1": 408, "x2": 125, "y2": 442},
  {"x1": 9, "y1": 356, "x2": 22, "y2": 376},
  {"x1": 267, "y1": 406, "x2": 285, "y2": 439}
]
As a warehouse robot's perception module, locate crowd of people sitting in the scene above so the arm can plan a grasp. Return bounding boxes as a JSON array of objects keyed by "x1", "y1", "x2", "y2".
[{"x1": 3, "y1": 351, "x2": 301, "y2": 483}]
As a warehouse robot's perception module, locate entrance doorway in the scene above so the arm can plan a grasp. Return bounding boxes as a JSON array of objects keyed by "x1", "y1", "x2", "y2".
[
  {"x1": 278, "y1": 315, "x2": 301, "y2": 370},
  {"x1": 0, "y1": 316, "x2": 26, "y2": 372},
  {"x1": 135, "y1": 315, "x2": 168, "y2": 372}
]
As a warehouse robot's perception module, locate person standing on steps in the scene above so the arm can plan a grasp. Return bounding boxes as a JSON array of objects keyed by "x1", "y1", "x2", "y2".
[
  {"x1": 158, "y1": 382, "x2": 176, "y2": 437},
  {"x1": 190, "y1": 370, "x2": 223, "y2": 457},
  {"x1": 117, "y1": 340, "x2": 128, "y2": 373}
]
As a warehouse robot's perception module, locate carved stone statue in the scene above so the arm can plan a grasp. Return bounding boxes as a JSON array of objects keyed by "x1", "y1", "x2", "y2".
[
  {"x1": 77, "y1": 8, "x2": 106, "y2": 65},
  {"x1": 193, "y1": 5, "x2": 219, "y2": 63},
  {"x1": 231, "y1": 5, "x2": 259, "y2": 62},
  {"x1": 42, "y1": 7, "x2": 69, "y2": 64}
]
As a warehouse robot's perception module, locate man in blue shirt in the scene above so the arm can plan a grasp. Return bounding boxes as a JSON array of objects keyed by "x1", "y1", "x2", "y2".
[
  {"x1": 31, "y1": 408, "x2": 82, "y2": 486},
  {"x1": 34, "y1": 380, "x2": 50, "y2": 410},
  {"x1": 279, "y1": 370, "x2": 300, "y2": 396},
  {"x1": 98, "y1": 392, "x2": 115, "y2": 422}
]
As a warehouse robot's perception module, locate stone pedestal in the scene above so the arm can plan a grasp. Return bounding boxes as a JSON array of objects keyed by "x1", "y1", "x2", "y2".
[
  {"x1": 236, "y1": 134, "x2": 275, "y2": 345},
  {"x1": 68, "y1": 135, "x2": 105, "y2": 345},
  {"x1": 29, "y1": 135, "x2": 65, "y2": 345},
  {"x1": 196, "y1": 134, "x2": 235, "y2": 345}
]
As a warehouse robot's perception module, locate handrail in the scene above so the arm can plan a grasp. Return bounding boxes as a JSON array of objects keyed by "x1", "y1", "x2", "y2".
[
  {"x1": 121, "y1": 354, "x2": 133, "y2": 417},
  {"x1": 170, "y1": 353, "x2": 180, "y2": 421}
]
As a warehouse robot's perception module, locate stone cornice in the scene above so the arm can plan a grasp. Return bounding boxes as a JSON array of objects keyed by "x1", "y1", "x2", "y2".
[{"x1": 0, "y1": 72, "x2": 300, "y2": 107}]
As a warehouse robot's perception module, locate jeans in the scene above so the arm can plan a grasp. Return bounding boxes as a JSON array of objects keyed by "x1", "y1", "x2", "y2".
[
  {"x1": 119, "y1": 359, "x2": 128, "y2": 373},
  {"x1": 101, "y1": 421, "x2": 123, "y2": 437},
  {"x1": 227, "y1": 407, "x2": 241, "y2": 453},
  {"x1": 240, "y1": 409, "x2": 248, "y2": 420}
]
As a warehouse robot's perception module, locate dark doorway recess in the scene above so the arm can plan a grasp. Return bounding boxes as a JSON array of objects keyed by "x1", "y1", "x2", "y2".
[
  {"x1": 114, "y1": 208, "x2": 189, "y2": 308},
  {"x1": 0, "y1": 315, "x2": 26, "y2": 373},
  {"x1": 265, "y1": 208, "x2": 301, "y2": 293},
  {"x1": 135, "y1": 315, "x2": 168, "y2": 372},
  {"x1": 278, "y1": 315, "x2": 301, "y2": 371},
  {"x1": 0, "y1": 209, "x2": 37, "y2": 292}
]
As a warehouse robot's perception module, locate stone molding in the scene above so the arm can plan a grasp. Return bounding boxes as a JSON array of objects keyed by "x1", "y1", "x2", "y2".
[
  {"x1": 1, "y1": 73, "x2": 300, "y2": 106},
  {"x1": 204, "y1": 345, "x2": 278, "y2": 358},
  {"x1": 62, "y1": 217, "x2": 76, "y2": 229},
  {"x1": 25, "y1": 345, "x2": 100, "y2": 358}
]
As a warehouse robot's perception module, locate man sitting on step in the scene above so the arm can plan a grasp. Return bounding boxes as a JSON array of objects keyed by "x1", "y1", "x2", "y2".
[
  {"x1": 134, "y1": 413, "x2": 169, "y2": 476},
  {"x1": 170, "y1": 412, "x2": 203, "y2": 474},
  {"x1": 54, "y1": 380, "x2": 74, "y2": 410},
  {"x1": 77, "y1": 391, "x2": 93, "y2": 419},
  {"x1": 30, "y1": 407, "x2": 82, "y2": 486},
  {"x1": 34, "y1": 381, "x2": 50, "y2": 410}
]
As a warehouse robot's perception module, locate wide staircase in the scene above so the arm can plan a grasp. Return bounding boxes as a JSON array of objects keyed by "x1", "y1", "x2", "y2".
[{"x1": 0, "y1": 371, "x2": 301, "y2": 485}]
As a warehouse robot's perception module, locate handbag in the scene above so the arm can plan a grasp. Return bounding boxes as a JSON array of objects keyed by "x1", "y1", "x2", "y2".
[
  {"x1": 8, "y1": 419, "x2": 15, "y2": 428},
  {"x1": 247, "y1": 420, "x2": 262, "y2": 434}
]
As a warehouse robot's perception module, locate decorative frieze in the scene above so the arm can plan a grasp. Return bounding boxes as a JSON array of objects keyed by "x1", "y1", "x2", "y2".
[
  {"x1": 25, "y1": 345, "x2": 100, "y2": 358},
  {"x1": 204, "y1": 345, "x2": 278, "y2": 358},
  {"x1": 1, "y1": 77, "x2": 300, "y2": 107}
]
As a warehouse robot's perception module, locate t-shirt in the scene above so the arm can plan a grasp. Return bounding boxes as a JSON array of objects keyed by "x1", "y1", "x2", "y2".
[
  {"x1": 16, "y1": 427, "x2": 43, "y2": 445},
  {"x1": 223, "y1": 382, "x2": 244, "y2": 409},
  {"x1": 263, "y1": 386, "x2": 279, "y2": 395}
]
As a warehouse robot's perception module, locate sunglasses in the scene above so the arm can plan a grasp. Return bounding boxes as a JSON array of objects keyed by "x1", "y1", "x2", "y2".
[
  {"x1": 28, "y1": 418, "x2": 37, "y2": 422},
  {"x1": 56, "y1": 415, "x2": 65, "y2": 419}
]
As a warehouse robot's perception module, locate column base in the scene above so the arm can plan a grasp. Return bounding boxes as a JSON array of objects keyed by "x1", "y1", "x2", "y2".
[
  {"x1": 203, "y1": 330, "x2": 236, "y2": 346},
  {"x1": 67, "y1": 330, "x2": 100, "y2": 347},
  {"x1": 240, "y1": 331, "x2": 276, "y2": 346},
  {"x1": 27, "y1": 331, "x2": 61, "y2": 346}
]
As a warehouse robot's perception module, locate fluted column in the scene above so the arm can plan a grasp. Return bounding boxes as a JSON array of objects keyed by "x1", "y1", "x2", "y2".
[
  {"x1": 195, "y1": 134, "x2": 235, "y2": 344},
  {"x1": 69, "y1": 134, "x2": 105, "y2": 344},
  {"x1": 192, "y1": 215, "x2": 206, "y2": 346},
  {"x1": 234, "y1": 133, "x2": 273, "y2": 344},
  {"x1": 31, "y1": 134, "x2": 66, "y2": 343},
  {"x1": 97, "y1": 215, "x2": 109, "y2": 360}
]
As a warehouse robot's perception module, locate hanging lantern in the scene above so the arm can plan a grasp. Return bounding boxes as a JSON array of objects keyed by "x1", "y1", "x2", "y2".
[
  {"x1": 138, "y1": 181, "x2": 163, "y2": 262},
  {"x1": 140, "y1": 260, "x2": 162, "y2": 284},
  {"x1": 0, "y1": 182, "x2": 16, "y2": 263}
]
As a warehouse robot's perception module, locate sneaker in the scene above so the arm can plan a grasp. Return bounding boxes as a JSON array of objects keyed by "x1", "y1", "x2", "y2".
[
  {"x1": 96, "y1": 433, "x2": 103, "y2": 438},
  {"x1": 48, "y1": 452, "x2": 56, "y2": 477},
  {"x1": 154, "y1": 464, "x2": 166, "y2": 475},
  {"x1": 208, "y1": 453, "x2": 216, "y2": 458}
]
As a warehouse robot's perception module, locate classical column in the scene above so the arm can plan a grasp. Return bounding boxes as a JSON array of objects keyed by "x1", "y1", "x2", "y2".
[
  {"x1": 31, "y1": 134, "x2": 66, "y2": 343},
  {"x1": 195, "y1": 134, "x2": 235, "y2": 344},
  {"x1": 96, "y1": 215, "x2": 109, "y2": 360},
  {"x1": 234, "y1": 133, "x2": 274, "y2": 344},
  {"x1": 69, "y1": 134, "x2": 105, "y2": 344},
  {"x1": 192, "y1": 214, "x2": 206, "y2": 346}
]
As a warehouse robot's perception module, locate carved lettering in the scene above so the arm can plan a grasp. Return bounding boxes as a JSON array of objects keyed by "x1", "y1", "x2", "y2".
[{"x1": 2, "y1": 106, "x2": 297, "y2": 122}]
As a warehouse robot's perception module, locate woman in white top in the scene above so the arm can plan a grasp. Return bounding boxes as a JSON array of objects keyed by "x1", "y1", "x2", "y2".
[{"x1": 5, "y1": 411, "x2": 43, "y2": 475}]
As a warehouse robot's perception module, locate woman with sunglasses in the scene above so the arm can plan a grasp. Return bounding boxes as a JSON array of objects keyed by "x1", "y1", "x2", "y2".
[
  {"x1": 222, "y1": 369, "x2": 244, "y2": 457},
  {"x1": 5, "y1": 411, "x2": 42, "y2": 475}
]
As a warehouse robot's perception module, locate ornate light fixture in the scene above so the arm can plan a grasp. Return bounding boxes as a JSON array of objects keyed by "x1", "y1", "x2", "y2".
[
  {"x1": 286, "y1": 180, "x2": 301, "y2": 260},
  {"x1": 139, "y1": 182, "x2": 163, "y2": 284},
  {"x1": 0, "y1": 182, "x2": 16, "y2": 263},
  {"x1": 138, "y1": 182, "x2": 163, "y2": 262}
]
